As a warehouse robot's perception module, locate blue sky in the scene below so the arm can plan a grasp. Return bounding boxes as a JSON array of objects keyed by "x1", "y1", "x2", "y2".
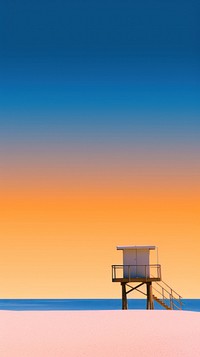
[
  {"x1": 1, "y1": 0, "x2": 199, "y2": 58},
  {"x1": 0, "y1": 0, "x2": 199, "y2": 142}
]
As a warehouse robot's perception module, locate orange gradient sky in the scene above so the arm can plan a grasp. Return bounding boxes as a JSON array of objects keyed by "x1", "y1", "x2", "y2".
[{"x1": 0, "y1": 142, "x2": 199, "y2": 298}]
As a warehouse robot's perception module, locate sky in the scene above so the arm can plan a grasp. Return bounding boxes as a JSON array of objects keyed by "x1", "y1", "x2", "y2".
[{"x1": 0, "y1": 0, "x2": 200, "y2": 298}]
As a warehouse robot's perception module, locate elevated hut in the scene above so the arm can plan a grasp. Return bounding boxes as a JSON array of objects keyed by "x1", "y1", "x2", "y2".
[{"x1": 112, "y1": 245, "x2": 182, "y2": 310}]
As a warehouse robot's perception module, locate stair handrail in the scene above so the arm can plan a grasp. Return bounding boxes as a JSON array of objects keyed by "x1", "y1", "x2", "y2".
[
  {"x1": 152, "y1": 285, "x2": 169, "y2": 305},
  {"x1": 153, "y1": 280, "x2": 182, "y2": 306},
  {"x1": 150, "y1": 274, "x2": 182, "y2": 300},
  {"x1": 172, "y1": 301, "x2": 182, "y2": 310},
  {"x1": 155, "y1": 279, "x2": 182, "y2": 299},
  {"x1": 152, "y1": 285, "x2": 182, "y2": 310},
  {"x1": 151, "y1": 276, "x2": 183, "y2": 310}
]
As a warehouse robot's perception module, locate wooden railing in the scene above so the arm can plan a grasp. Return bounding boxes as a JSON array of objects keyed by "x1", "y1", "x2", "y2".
[{"x1": 112, "y1": 264, "x2": 161, "y2": 281}]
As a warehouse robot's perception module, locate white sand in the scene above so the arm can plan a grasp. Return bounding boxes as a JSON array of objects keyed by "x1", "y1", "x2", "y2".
[{"x1": 0, "y1": 310, "x2": 199, "y2": 356}]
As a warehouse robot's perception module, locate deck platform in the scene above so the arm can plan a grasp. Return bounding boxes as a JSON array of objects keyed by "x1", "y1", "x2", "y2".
[{"x1": 112, "y1": 277, "x2": 161, "y2": 283}]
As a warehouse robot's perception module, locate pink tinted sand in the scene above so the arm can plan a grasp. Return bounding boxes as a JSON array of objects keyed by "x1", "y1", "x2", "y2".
[{"x1": 0, "y1": 310, "x2": 199, "y2": 357}]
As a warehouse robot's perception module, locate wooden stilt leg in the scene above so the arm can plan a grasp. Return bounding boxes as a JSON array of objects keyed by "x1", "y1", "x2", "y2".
[
  {"x1": 146, "y1": 283, "x2": 152, "y2": 310},
  {"x1": 121, "y1": 283, "x2": 128, "y2": 310},
  {"x1": 146, "y1": 283, "x2": 148, "y2": 309},
  {"x1": 149, "y1": 282, "x2": 154, "y2": 310}
]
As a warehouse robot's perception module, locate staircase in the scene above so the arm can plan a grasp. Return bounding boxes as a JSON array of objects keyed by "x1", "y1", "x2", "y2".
[
  {"x1": 152, "y1": 279, "x2": 183, "y2": 310},
  {"x1": 152, "y1": 294, "x2": 172, "y2": 310}
]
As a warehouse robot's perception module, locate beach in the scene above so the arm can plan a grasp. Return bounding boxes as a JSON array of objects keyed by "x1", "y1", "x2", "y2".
[{"x1": 0, "y1": 310, "x2": 199, "y2": 356}]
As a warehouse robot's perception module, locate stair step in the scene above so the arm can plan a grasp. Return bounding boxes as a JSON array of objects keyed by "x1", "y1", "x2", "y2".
[{"x1": 152, "y1": 294, "x2": 172, "y2": 310}]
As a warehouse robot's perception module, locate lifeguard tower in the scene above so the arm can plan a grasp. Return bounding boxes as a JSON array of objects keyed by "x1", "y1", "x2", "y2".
[{"x1": 112, "y1": 245, "x2": 182, "y2": 310}]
